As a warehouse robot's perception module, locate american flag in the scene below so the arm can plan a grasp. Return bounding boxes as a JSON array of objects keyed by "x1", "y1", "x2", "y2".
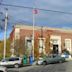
[{"x1": 33, "y1": 9, "x2": 38, "y2": 14}]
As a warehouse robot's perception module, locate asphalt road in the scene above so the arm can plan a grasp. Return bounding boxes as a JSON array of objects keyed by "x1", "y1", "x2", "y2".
[{"x1": 8, "y1": 61, "x2": 72, "y2": 72}]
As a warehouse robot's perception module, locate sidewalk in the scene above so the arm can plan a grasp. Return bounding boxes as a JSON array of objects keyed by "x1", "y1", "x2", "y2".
[{"x1": 22, "y1": 61, "x2": 37, "y2": 67}]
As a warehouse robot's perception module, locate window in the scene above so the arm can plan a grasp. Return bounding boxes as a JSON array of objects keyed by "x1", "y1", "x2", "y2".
[
  {"x1": 2, "y1": 59, "x2": 9, "y2": 62},
  {"x1": 26, "y1": 40, "x2": 32, "y2": 50},
  {"x1": 39, "y1": 39, "x2": 44, "y2": 48},
  {"x1": 9, "y1": 58, "x2": 19, "y2": 61},
  {"x1": 39, "y1": 38, "x2": 45, "y2": 54},
  {"x1": 65, "y1": 39, "x2": 71, "y2": 51},
  {"x1": 14, "y1": 58, "x2": 19, "y2": 60}
]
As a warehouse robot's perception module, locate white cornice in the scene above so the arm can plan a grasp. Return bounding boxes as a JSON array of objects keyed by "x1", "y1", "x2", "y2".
[{"x1": 14, "y1": 24, "x2": 72, "y2": 33}]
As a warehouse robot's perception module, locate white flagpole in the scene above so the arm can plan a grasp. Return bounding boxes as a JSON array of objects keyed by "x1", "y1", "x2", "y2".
[
  {"x1": 3, "y1": 8, "x2": 8, "y2": 59},
  {"x1": 32, "y1": 8, "x2": 35, "y2": 60}
]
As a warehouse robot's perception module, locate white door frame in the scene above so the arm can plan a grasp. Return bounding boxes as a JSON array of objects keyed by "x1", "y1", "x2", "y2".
[{"x1": 50, "y1": 35, "x2": 61, "y2": 54}]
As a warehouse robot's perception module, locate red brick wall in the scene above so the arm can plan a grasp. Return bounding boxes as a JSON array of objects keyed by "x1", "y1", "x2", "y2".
[
  {"x1": 10, "y1": 28, "x2": 15, "y2": 41},
  {"x1": 10, "y1": 27, "x2": 72, "y2": 56},
  {"x1": 61, "y1": 33, "x2": 72, "y2": 51},
  {"x1": 19, "y1": 29, "x2": 72, "y2": 55},
  {"x1": 47, "y1": 30, "x2": 72, "y2": 52}
]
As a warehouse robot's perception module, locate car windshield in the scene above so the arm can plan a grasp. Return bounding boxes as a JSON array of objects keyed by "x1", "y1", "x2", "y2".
[
  {"x1": 1, "y1": 58, "x2": 9, "y2": 62},
  {"x1": 47, "y1": 54, "x2": 60, "y2": 58},
  {"x1": 1, "y1": 57, "x2": 20, "y2": 62}
]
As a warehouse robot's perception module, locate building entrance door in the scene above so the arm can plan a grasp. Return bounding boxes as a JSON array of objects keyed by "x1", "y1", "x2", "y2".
[{"x1": 53, "y1": 45, "x2": 58, "y2": 54}]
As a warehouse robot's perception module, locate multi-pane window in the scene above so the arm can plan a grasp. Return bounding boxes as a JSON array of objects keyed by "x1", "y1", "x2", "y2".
[
  {"x1": 65, "y1": 39, "x2": 71, "y2": 51},
  {"x1": 39, "y1": 38, "x2": 45, "y2": 54},
  {"x1": 25, "y1": 37, "x2": 32, "y2": 55},
  {"x1": 39, "y1": 39, "x2": 44, "y2": 48}
]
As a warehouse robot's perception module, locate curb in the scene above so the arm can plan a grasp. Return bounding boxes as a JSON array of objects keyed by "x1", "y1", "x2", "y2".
[{"x1": 23, "y1": 64, "x2": 32, "y2": 67}]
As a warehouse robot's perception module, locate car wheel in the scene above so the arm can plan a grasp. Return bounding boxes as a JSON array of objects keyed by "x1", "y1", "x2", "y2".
[
  {"x1": 14, "y1": 64, "x2": 19, "y2": 68},
  {"x1": 43, "y1": 61, "x2": 47, "y2": 65}
]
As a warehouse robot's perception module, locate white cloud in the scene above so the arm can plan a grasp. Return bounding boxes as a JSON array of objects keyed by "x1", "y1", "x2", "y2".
[
  {"x1": 36, "y1": 0, "x2": 72, "y2": 12},
  {"x1": 1, "y1": 0, "x2": 72, "y2": 28},
  {"x1": 1, "y1": 0, "x2": 72, "y2": 40}
]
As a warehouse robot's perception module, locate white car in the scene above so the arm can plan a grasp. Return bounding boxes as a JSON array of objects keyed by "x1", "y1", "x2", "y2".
[
  {"x1": 61, "y1": 53, "x2": 72, "y2": 61},
  {"x1": 37, "y1": 57, "x2": 44, "y2": 65},
  {"x1": 0, "y1": 66, "x2": 7, "y2": 72},
  {"x1": 61, "y1": 54, "x2": 71, "y2": 58},
  {"x1": 0, "y1": 57, "x2": 22, "y2": 68}
]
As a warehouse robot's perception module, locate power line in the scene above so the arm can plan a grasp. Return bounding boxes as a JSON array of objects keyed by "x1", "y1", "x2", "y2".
[
  {"x1": 1, "y1": 3, "x2": 33, "y2": 9},
  {"x1": 1, "y1": 3, "x2": 72, "y2": 15}
]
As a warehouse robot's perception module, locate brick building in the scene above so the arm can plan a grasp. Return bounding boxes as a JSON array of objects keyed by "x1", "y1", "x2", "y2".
[{"x1": 10, "y1": 24, "x2": 72, "y2": 58}]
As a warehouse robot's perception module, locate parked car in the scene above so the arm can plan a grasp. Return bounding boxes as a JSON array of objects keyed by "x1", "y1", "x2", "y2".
[
  {"x1": 0, "y1": 66, "x2": 7, "y2": 72},
  {"x1": 61, "y1": 49, "x2": 72, "y2": 59},
  {"x1": 37, "y1": 57, "x2": 44, "y2": 65},
  {"x1": 42, "y1": 54, "x2": 65, "y2": 65},
  {"x1": 61, "y1": 53, "x2": 72, "y2": 59},
  {"x1": 0, "y1": 57, "x2": 22, "y2": 68},
  {"x1": 61, "y1": 53, "x2": 72, "y2": 61}
]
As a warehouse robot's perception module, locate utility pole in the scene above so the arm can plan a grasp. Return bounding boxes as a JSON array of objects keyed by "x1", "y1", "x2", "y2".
[
  {"x1": 0, "y1": 12, "x2": 3, "y2": 30},
  {"x1": 41, "y1": 26, "x2": 43, "y2": 38},
  {"x1": 3, "y1": 8, "x2": 8, "y2": 59}
]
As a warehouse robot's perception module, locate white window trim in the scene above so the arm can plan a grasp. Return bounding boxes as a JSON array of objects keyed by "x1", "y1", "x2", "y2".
[
  {"x1": 65, "y1": 39, "x2": 71, "y2": 52},
  {"x1": 38, "y1": 37, "x2": 46, "y2": 54},
  {"x1": 50, "y1": 35, "x2": 61, "y2": 53}
]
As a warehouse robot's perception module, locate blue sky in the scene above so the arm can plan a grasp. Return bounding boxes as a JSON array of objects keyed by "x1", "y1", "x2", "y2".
[{"x1": 0, "y1": 0, "x2": 72, "y2": 40}]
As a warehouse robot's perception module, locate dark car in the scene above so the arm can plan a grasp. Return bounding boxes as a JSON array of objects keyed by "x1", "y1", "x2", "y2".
[{"x1": 42, "y1": 54, "x2": 65, "y2": 65}]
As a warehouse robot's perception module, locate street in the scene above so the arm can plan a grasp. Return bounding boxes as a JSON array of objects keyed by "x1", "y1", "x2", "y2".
[{"x1": 8, "y1": 61, "x2": 72, "y2": 72}]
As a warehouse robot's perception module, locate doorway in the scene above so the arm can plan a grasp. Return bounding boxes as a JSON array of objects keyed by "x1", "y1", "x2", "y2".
[{"x1": 53, "y1": 45, "x2": 58, "y2": 54}]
